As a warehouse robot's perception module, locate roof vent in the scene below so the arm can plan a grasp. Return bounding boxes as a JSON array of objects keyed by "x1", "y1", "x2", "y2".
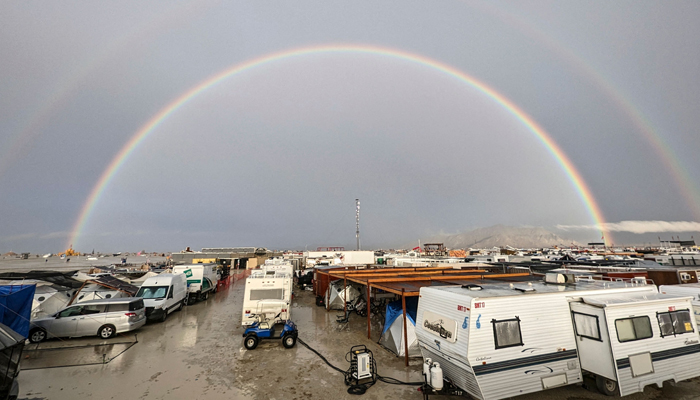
[
  {"x1": 461, "y1": 284, "x2": 482, "y2": 291},
  {"x1": 512, "y1": 284, "x2": 536, "y2": 292}
]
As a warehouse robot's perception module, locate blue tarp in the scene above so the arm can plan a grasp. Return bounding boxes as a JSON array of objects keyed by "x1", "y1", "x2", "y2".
[
  {"x1": 381, "y1": 297, "x2": 418, "y2": 335},
  {"x1": 0, "y1": 285, "x2": 36, "y2": 338}
]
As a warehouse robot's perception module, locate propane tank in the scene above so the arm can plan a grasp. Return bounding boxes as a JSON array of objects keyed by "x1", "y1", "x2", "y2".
[
  {"x1": 430, "y1": 362, "x2": 444, "y2": 391},
  {"x1": 423, "y1": 358, "x2": 432, "y2": 385}
]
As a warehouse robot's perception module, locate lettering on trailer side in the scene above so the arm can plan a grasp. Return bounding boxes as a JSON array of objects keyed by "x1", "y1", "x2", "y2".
[{"x1": 422, "y1": 310, "x2": 458, "y2": 343}]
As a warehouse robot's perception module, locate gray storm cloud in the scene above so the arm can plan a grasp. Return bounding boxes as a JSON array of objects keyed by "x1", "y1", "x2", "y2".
[{"x1": 2, "y1": 2, "x2": 700, "y2": 252}]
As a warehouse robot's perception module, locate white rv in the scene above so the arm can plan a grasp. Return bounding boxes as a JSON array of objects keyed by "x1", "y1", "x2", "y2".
[
  {"x1": 172, "y1": 264, "x2": 219, "y2": 304},
  {"x1": 570, "y1": 293, "x2": 700, "y2": 396},
  {"x1": 242, "y1": 270, "x2": 292, "y2": 326},
  {"x1": 415, "y1": 279, "x2": 656, "y2": 400},
  {"x1": 659, "y1": 284, "x2": 700, "y2": 324},
  {"x1": 135, "y1": 273, "x2": 187, "y2": 322},
  {"x1": 260, "y1": 261, "x2": 294, "y2": 299}
]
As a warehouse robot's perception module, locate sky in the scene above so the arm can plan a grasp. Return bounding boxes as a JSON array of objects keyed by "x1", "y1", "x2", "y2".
[{"x1": 1, "y1": 1, "x2": 700, "y2": 253}]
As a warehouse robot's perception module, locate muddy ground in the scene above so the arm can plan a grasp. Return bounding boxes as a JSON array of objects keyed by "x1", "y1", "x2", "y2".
[{"x1": 18, "y1": 274, "x2": 700, "y2": 400}]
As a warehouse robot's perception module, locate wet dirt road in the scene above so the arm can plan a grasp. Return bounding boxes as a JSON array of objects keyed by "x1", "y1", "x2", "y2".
[{"x1": 18, "y1": 276, "x2": 700, "y2": 400}]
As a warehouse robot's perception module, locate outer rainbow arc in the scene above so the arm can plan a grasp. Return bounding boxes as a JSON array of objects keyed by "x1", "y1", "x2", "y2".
[
  {"x1": 68, "y1": 44, "x2": 610, "y2": 248},
  {"x1": 470, "y1": 2, "x2": 700, "y2": 221}
]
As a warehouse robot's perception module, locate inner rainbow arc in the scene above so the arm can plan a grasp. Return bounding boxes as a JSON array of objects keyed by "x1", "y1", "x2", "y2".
[{"x1": 68, "y1": 44, "x2": 611, "y2": 248}]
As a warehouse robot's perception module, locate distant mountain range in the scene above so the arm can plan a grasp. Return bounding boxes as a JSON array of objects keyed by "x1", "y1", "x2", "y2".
[{"x1": 423, "y1": 225, "x2": 579, "y2": 249}]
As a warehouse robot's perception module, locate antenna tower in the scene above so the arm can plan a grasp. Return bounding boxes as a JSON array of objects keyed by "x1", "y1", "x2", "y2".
[{"x1": 356, "y1": 199, "x2": 361, "y2": 250}]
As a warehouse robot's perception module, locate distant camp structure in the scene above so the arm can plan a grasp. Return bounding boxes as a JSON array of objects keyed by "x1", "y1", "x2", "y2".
[{"x1": 57, "y1": 245, "x2": 79, "y2": 257}]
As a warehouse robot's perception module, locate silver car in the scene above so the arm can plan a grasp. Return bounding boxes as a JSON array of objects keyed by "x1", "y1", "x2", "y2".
[{"x1": 28, "y1": 297, "x2": 147, "y2": 343}]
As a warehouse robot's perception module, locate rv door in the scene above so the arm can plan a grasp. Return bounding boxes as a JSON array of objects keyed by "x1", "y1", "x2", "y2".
[{"x1": 569, "y1": 302, "x2": 617, "y2": 381}]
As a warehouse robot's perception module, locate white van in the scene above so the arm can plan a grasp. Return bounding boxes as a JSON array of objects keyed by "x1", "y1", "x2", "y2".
[
  {"x1": 172, "y1": 264, "x2": 219, "y2": 304},
  {"x1": 135, "y1": 273, "x2": 187, "y2": 322}
]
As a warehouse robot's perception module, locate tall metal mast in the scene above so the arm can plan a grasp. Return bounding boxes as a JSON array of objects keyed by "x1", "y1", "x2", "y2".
[{"x1": 355, "y1": 199, "x2": 361, "y2": 250}]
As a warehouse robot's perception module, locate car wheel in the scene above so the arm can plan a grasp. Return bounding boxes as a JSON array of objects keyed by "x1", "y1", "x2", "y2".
[
  {"x1": 596, "y1": 375, "x2": 618, "y2": 396},
  {"x1": 177, "y1": 301, "x2": 184, "y2": 312},
  {"x1": 282, "y1": 334, "x2": 297, "y2": 349},
  {"x1": 244, "y1": 335, "x2": 258, "y2": 350},
  {"x1": 202, "y1": 291, "x2": 209, "y2": 301},
  {"x1": 184, "y1": 296, "x2": 193, "y2": 306},
  {"x1": 29, "y1": 328, "x2": 47, "y2": 343},
  {"x1": 159, "y1": 310, "x2": 168, "y2": 323},
  {"x1": 98, "y1": 325, "x2": 116, "y2": 339}
]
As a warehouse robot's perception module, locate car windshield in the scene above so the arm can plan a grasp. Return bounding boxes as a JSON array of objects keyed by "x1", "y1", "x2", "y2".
[{"x1": 136, "y1": 286, "x2": 169, "y2": 299}]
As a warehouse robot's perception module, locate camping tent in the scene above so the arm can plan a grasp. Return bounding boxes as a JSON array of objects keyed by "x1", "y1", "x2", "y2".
[
  {"x1": 378, "y1": 297, "x2": 421, "y2": 357},
  {"x1": 0, "y1": 285, "x2": 36, "y2": 337},
  {"x1": 325, "y1": 280, "x2": 361, "y2": 310}
]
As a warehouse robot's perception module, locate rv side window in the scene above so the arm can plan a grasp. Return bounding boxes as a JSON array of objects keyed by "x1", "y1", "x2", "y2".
[
  {"x1": 491, "y1": 317, "x2": 523, "y2": 349},
  {"x1": 657, "y1": 310, "x2": 694, "y2": 337},
  {"x1": 615, "y1": 316, "x2": 652, "y2": 342},
  {"x1": 249, "y1": 289, "x2": 284, "y2": 301},
  {"x1": 572, "y1": 312, "x2": 601, "y2": 341}
]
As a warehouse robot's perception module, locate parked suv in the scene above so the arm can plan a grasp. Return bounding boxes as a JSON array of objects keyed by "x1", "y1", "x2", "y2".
[{"x1": 28, "y1": 297, "x2": 147, "y2": 343}]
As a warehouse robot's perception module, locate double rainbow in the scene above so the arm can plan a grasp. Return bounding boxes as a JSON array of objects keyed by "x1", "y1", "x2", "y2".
[{"x1": 68, "y1": 44, "x2": 610, "y2": 247}]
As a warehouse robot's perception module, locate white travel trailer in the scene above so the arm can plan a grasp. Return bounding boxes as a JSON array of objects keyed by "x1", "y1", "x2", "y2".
[
  {"x1": 570, "y1": 293, "x2": 700, "y2": 396},
  {"x1": 659, "y1": 284, "x2": 700, "y2": 324},
  {"x1": 242, "y1": 270, "x2": 292, "y2": 326},
  {"x1": 172, "y1": 264, "x2": 219, "y2": 304},
  {"x1": 415, "y1": 279, "x2": 657, "y2": 400}
]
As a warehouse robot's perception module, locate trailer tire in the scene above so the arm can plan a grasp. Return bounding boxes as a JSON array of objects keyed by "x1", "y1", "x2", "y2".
[
  {"x1": 29, "y1": 328, "x2": 47, "y2": 343},
  {"x1": 282, "y1": 334, "x2": 297, "y2": 348},
  {"x1": 244, "y1": 334, "x2": 258, "y2": 350},
  {"x1": 596, "y1": 375, "x2": 618, "y2": 396}
]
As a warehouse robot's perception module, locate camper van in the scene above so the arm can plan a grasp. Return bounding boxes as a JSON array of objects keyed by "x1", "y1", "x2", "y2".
[
  {"x1": 570, "y1": 293, "x2": 700, "y2": 396},
  {"x1": 172, "y1": 264, "x2": 219, "y2": 304},
  {"x1": 242, "y1": 270, "x2": 292, "y2": 326},
  {"x1": 415, "y1": 278, "x2": 657, "y2": 400},
  {"x1": 135, "y1": 273, "x2": 187, "y2": 322}
]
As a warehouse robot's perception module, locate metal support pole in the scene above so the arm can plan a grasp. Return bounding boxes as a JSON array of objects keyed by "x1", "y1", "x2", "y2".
[
  {"x1": 402, "y1": 289, "x2": 409, "y2": 367},
  {"x1": 344, "y1": 276, "x2": 347, "y2": 317},
  {"x1": 326, "y1": 276, "x2": 329, "y2": 312},
  {"x1": 367, "y1": 284, "x2": 371, "y2": 339}
]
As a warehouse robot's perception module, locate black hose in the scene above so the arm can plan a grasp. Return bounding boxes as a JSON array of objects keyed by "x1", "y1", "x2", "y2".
[
  {"x1": 297, "y1": 337, "x2": 346, "y2": 374},
  {"x1": 297, "y1": 337, "x2": 423, "y2": 392},
  {"x1": 377, "y1": 375, "x2": 424, "y2": 385}
]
